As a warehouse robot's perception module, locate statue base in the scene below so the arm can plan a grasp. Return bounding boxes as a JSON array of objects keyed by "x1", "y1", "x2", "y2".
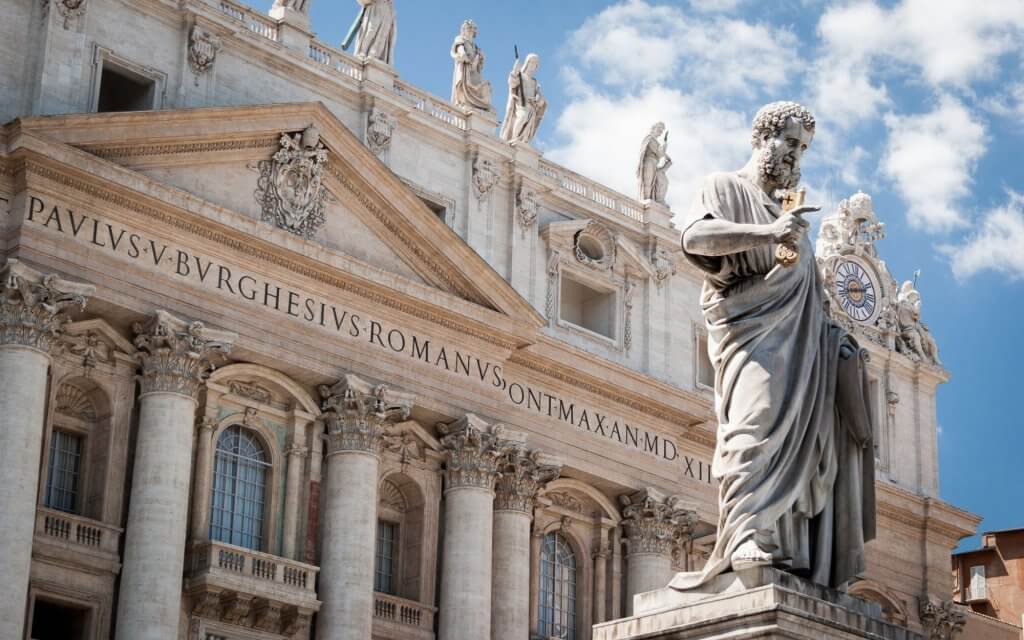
[{"x1": 593, "y1": 567, "x2": 921, "y2": 640}]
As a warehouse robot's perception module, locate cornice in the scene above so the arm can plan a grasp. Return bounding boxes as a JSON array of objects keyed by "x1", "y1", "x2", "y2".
[
  {"x1": 21, "y1": 156, "x2": 523, "y2": 353},
  {"x1": 79, "y1": 135, "x2": 280, "y2": 163}
]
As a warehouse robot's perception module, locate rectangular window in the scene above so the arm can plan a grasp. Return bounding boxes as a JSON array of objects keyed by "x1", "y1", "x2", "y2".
[
  {"x1": 559, "y1": 276, "x2": 616, "y2": 339},
  {"x1": 45, "y1": 431, "x2": 83, "y2": 513},
  {"x1": 969, "y1": 565, "x2": 987, "y2": 601},
  {"x1": 96, "y1": 64, "x2": 155, "y2": 113},
  {"x1": 696, "y1": 332, "x2": 714, "y2": 389},
  {"x1": 30, "y1": 598, "x2": 91, "y2": 640},
  {"x1": 374, "y1": 520, "x2": 398, "y2": 595}
]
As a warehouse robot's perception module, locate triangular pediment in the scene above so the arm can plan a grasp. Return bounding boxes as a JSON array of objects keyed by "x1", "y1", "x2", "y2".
[{"x1": 15, "y1": 103, "x2": 544, "y2": 331}]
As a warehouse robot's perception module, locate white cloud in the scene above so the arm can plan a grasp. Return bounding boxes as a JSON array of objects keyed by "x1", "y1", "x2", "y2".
[
  {"x1": 688, "y1": 0, "x2": 744, "y2": 13},
  {"x1": 984, "y1": 83, "x2": 1024, "y2": 121},
  {"x1": 547, "y1": 83, "x2": 751, "y2": 213},
  {"x1": 881, "y1": 96, "x2": 987, "y2": 232},
  {"x1": 942, "y1": 191, "x2": 1024, "y2": 281},
  {"x1": 569, "y1": 0, "x2": 799, "y2": 97}
]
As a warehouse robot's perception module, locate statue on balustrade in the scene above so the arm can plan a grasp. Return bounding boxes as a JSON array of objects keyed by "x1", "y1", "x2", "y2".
[
  {"x1": 343, "y1": 0, "x2": 396, "y2": 65},
  {"x1": 272, "y1": 0, "x2": 309, "y2": 14},
  {"x1": 672, "y1": 101, "x2": 876, "y2": 591},
  {"x1": 450, "y1": 20, "x2": 492, "y2": 112},
  {"x1": 637, "y1": 121, "x2": 672, "y2": 204},
  {"x1": 500, "y1": 53, "x2": 546, "y2": 146}
]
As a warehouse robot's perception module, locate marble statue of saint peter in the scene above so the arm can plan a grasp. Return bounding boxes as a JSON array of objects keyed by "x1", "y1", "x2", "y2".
[{"x1": 672, "y1": 101, "x2": 876, "y2": 590}]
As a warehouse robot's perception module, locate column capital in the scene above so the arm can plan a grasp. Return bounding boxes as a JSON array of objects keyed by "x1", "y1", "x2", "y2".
[
  {"x1": 620, "y1": 488, "x2": 698, "y2": 556},
  {"x1": 438, "y1": 414, "x2": 515, "y2": 492},
  {"x1": 0, "y1": 259, "x2": 94, "y2": 353},
  {"x1": 494, "y1": 448, "x2": 562, "y2": 513},
  {"x1": 133, "y1": 310, "x2": 235, "y2": 399},
  {"x1": 919, "y1": 599, "x2": 968, "y2": 640},
  {"x1": 318, "y1": 374, "x2": 413, "y2": 456}
]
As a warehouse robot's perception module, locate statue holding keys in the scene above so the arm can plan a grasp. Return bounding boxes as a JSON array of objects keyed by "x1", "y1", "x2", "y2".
[{"x1": 673, "y1": 101, "x2": 876, "y2": 591}]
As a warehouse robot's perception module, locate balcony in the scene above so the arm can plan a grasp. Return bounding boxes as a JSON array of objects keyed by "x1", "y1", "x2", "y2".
[
  {"x1": 33, "y1": 507, "x2": 122, "y2": 574},
  {"x1": 373, "y1": 592, "x2": 436, "y2": 640},
  {"x1": 185, "y1": 541, "x2": 320, "y2": 636}
]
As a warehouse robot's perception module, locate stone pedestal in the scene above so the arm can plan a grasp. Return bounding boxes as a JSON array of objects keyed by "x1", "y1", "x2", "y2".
[{"x1": 594, "y1": 568, "x2": 921, "y2": 640}]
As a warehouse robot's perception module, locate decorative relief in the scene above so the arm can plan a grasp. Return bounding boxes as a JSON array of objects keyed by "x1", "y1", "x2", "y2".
[
  {"x1": 383, "y1": 430, "x2": 425, "y2": 472},
  {"x1": 620, "y1": 488, "x2": 698, "y2": 556},
  {"x1": 623, "y1": 279, "x2": 636, "y2": 353},
  {"x1": 573, "y1": 222, "x2": 616, "y2": 271},
  {"x1": 438, "y1": 414, "x2": 517, "y2": 491},
  {"x1": 133, "y1": 310, "x2": 234, "y2": 399},
  {"x1": 919, "y1": 599, "x2": 967, "y2": 640},
  {"x1": 53, "y1": 0, "x2": 87, "y2": 29},
  {"x1": 379, "y1": 478, "x2": 407, "y2": 512},
  {"x1": 545, "y1": 251, "x2": 561, "y2": 322},
  {"x1": 227, "y1": 380, "x2": 273, "y2": 405},
  {"x1": 365, "y1": 108, "x2": 396, "y2": 156},
  {"x1": 252, "y1": 599, "x2": 282, "y2": 632},
  {"x1": 1, "y1": 259, "x2": 92, "y2": 353},
  {"x1": 651, "y1": 248, "x2": 677, "y2": 285},
  {"x1": 515, "y1": 183, "x2": 539, "y2": 229},
  {"x1": 255, "y1": 126, "x2": 330, "y2": 240},
  {"x1": 188, "y1": 26, "x2": 221, "y2": 83},
  {"x1": 494, "y1": 448, "x2": 562, "y2": 513},
  {"x1": 55, "y1": 383, "x2": 97, "y2": 421},
  {"x1": 546, "y1": 491, "x2": 584, "y2": 514},
  {"x1": 472, "y1": 154, "x2": 500, "y2": 202},
  {"x1": 62, "y1": 330, "x2": 114, "y2": 376},
  {"x1": 318, "y1": 374, "x2": 413, "y2": 456}
]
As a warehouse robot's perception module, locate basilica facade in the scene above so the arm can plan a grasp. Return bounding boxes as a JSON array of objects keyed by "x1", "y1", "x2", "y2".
[{"x1": 0, "y1": 1, "x2": 988, "y2": 640}]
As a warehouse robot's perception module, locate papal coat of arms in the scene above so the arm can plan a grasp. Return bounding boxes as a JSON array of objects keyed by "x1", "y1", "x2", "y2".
[
  {"x1": 255, "y1": 125, "x2": 330, "y2": 240},
  {"x1": 188, "y1": 26, "x2": 221, "y2": 81}
]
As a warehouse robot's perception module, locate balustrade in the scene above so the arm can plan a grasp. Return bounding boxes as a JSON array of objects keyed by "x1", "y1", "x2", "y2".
[
  {"x1": 189, "y1": 540, "x2": 319, "y2": 599},
  {"x1": 540, "y1": 160, "x2": 646, "y2": 223},
  {"x1": 394, "y1": 81, "x2": 468, "y2": 131},
  {"x1": 218, "y1": 0, "x2": 279, "y2": 42},
  {"x1": 35, "y1": 507, "x2": 121, "y2": 557},
  {"x1": 372, "y1": 592, "x2": 436, "y2": 630}
]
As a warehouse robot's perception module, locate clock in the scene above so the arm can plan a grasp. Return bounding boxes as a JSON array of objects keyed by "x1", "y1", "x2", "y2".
[{"x1": 833, "y1": 257, "x2": 880, "y2": 324}]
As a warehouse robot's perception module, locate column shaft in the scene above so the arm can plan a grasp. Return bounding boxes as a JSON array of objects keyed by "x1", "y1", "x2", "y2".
[
  {"x1": 0, "y1": 347, "x2": 52, "y2": 638},
  {"x1": 116, "y1": 392, "x2": 199, "y2": 639},
  {"x1": 316, "y1": 450, "x2": 379, "y2": 640},
  {"x1": 439, "y1": 486, "x2": 494, "y2": 640},
  {"x1": 189, "y1": 419, "x2": 216, "y2": 541},
  {"x1": 282, "y1": 445, "x2": 307, "y2": 560},
  {"x1": 625, "y1": 553, "x2": 673, "y2": 614},
  {"x1": 529, "y1": 530, "x2": 543, "y2": 636},
  {"x1": 491, "y1": 510, "x2": 532, "y2": 640},
  {"x1": 594, "y1": 551, "x2": 608, "y2": 624}
]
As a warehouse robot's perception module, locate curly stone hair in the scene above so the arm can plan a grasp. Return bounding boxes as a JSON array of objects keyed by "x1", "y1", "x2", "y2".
[{"x1": 750, "y1": 101, "x2": 816, "y2": 148}]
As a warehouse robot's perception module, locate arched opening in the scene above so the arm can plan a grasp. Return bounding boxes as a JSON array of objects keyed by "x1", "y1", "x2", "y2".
[
  {"x1": 376, "y1": 473, "x2": 427, "y2": 602},
  {"x1": 539, "y1": 531, "x2": 579, "y2": 639},
  {"x1": 210, "y1": 425, "x2": 272, "y2": 551},
  {"x1": 849, "y1": 580, "x2": 908, "y2": 626},
  {"x1": 44, "y1": 379, "x2": 112, "y2": 521}
]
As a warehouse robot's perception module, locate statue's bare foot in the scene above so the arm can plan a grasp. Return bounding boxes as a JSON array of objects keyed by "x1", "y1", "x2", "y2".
[{"x1": 731, "y1": 539, "x2": 773, "y2": 570}]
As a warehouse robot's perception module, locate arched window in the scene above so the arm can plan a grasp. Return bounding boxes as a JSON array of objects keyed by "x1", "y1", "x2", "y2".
[
  {"x1": 539, "y1": 532, "x2": 577, "y2": 639},
  {"x1": 210, "y1": 425, "x2": 270, "y2": 551}
]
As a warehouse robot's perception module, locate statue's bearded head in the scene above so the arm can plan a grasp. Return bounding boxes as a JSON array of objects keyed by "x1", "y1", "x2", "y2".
[{"x1": 750, "y1": 101, "x2": 815, "y2": 190}]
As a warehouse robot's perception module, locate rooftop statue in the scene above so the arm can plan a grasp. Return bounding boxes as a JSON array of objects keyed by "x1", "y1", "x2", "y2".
[
  {"x1": 500, "y1": 52, "x2": 546, "y2": 146},
  {"x1": 271, "y1": 0, "x2": 309, "y2": 14},
  {"x1": 673, "y1": 101, "x2": 876, "y2": 590},
  {"x1": 450, "y1": 20, "x2": 492, "y2": 112},
  {"x1": 343, "y1": 0, "x2": 396, "y2": 65},
  {"x1": 637, "y1": 122, "x2": 672, "y2": 204},
  {"x1": 895, "y1": 281, "x2": 941, "y2": 365}
]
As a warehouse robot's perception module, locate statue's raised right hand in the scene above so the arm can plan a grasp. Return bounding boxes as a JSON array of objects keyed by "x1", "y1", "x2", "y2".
[{"x1": 768, "y1": 209, "x2": 812, "y2": 245}]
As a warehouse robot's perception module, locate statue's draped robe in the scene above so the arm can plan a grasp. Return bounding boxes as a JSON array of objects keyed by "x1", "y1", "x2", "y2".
[
  {"x1": 671, "y1": 172, "x2": 876, "y2": 591},
  {"x1": 500, "y1": 70, "x2": 546, "y2": 145},
  {"x1": 355, "y1": 0, "x2": 396, "y2": 64},
  {"x1": 450, "y1": 36, "x2": 491, "y2": 111},
  {"x1": 637, "y1": 135, "x2": 667, "y2": 202}
]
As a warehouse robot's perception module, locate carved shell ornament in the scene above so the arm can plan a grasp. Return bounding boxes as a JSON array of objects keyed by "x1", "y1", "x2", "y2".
[
  {"x1": 56, "y1": 383, "x2": 97, "y2": 421},
  {"x1": 255, "y1": 125, "x2": 330, "y2": 240},
  {"x1": 573, "y1": 222, "x2": 616, "y2": 270}
]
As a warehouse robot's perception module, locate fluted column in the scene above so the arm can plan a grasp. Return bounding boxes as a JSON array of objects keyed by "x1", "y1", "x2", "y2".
[
  {"x1": 529, "y1": 526, "x2": 543, "y2": 637},
  {"x1": 116, "y1": 311, "x2": 234, "y2": 640},
  {"x1": 620, "y1": 488, "x2": 697, "y2": 615},
  {"x1": 438, "y1": 415, "x2": 510, "y2": 640},
  {"x1": 282, "y1": 438, "x2": 309, "y2": 560},
  {"x1": 316, "y1": 375, "x2": 412, "y2": 640},
  {"x1": 492, "y1": 448, "x2": 561, "y2": 640},
  {"x1": 593, "y1": 532, "x2": 610, "y2": 624},
  {"x1": 0, "y1": 260, "x2": 92, "y2": 639}
]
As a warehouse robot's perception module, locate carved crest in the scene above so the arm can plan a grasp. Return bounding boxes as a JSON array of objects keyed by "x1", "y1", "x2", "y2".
[
  {"x1": 188, "y1": 26, "x2": 221, "y2": 81},
  {"x1": 651, "y1": 248, "x2": 677, "y2": 285},
  {"x1": 255, "y1": 126, "x2": 330, "y2": 240},
  {"x1": 53, "y1": 0, "x2": 87, "y2": 29},
  {"x1": 472, "y1": 154, "x2": 500, "y2": 202},
  {"x1": 573, "y1": 222, "x2": 616, "y2": 271},
  {"x1": 516, "y1": 184, "x2": 539, "y2": 229},
  {"x1": 366, "y1": 108, "x2": 396, "y2": 155}
]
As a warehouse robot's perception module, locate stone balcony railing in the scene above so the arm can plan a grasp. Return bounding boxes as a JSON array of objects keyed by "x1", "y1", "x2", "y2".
[
  {"x1": 187, "y1": 540, "x2": 319, "y2": 602},
  {"x1": 34, "y1": 505, "x2": 120, "y2": 561},
  {"x1": 217, "y1": 0, "x2": 279, "y2": 42},
  {"x1": 372, "y1": 592, "x2": 437, "y2": 640}
]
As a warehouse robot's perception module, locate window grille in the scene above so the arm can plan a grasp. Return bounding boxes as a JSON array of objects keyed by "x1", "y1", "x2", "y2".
[
  {"x1": 375, "y1": 520, "x2": 398, "y2": 595},
  {"x1": 969, "y1": 565, "x2": 988, "y2": 600},
  {"x1": 539, "y1": 532, "x2": 577, "y2": 639},
  {"x1": 210, "y1": 425, "x2": 270, "y2": 551},
  {"x1": 45, "y1": 430, "x2": 83, "y2": 513}
]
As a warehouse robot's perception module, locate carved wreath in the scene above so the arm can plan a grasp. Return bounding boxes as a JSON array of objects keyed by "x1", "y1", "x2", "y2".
[{"x1": 255, "y1": 127, "x2": 330, "y2": 240}]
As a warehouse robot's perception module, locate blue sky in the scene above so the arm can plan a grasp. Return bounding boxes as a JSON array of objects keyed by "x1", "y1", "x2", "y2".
[{"x1": 266, "y1": 0, "x2": 1023, "y2": 547}]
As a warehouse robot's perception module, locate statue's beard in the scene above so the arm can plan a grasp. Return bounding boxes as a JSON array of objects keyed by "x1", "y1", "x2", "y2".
[{"x1": 759, "y1": 144, "x2": 801, "y2": 190}]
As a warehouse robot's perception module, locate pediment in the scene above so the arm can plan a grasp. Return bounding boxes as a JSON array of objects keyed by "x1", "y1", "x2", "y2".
[{"x1": 15, "y1": 103, "x2": 544, "y2": 331}]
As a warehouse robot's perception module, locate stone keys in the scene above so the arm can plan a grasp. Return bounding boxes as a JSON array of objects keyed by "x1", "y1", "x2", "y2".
[{"x1": 764, "y1": 187, "x2": 807, "y2": 281}]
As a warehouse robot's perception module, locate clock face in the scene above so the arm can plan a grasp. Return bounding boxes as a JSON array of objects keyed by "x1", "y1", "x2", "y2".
[{"x1": 834, "y1": 259, "x2": 879, "y2": 324}]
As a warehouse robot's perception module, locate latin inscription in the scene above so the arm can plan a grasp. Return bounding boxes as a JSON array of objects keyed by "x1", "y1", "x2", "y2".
[{"x1": 24, "y1": 196, "x2": 716, "y2": 484}]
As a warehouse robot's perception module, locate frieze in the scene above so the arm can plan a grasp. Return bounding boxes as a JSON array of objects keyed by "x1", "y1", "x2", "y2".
[
  {"x1": 133, "y1": 310, "x2": 234, "y2": 399},
  {"x1": 255, "y1": 126, "x2": 330, "y2": 240},
  {"x1": 81, "y1": 137, "x2": 280, "y2": 161},
  {"x1": 0, "y1": 259, "x2": 92, "y2": 353}
]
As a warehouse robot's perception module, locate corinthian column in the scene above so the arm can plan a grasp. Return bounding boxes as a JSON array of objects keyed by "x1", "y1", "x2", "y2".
[
  {"x1": 620, "y1": 488, "x2": 697, "y2": 615},
  {"x1": 116, "y1": 311, "x2": 234, "y2": 640},
  {"x1": 492, "y1": 448, "x2": 561, "y2": 640},
  {"x1": 438, "y1": 415, "x2": 511, "y2": 640},
  {"x1": 316, "y1": 375, "x2": 412, "y2": 640},
  {"x1": 0, "y1": 260, "x2": 92, "y2": 639}
]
